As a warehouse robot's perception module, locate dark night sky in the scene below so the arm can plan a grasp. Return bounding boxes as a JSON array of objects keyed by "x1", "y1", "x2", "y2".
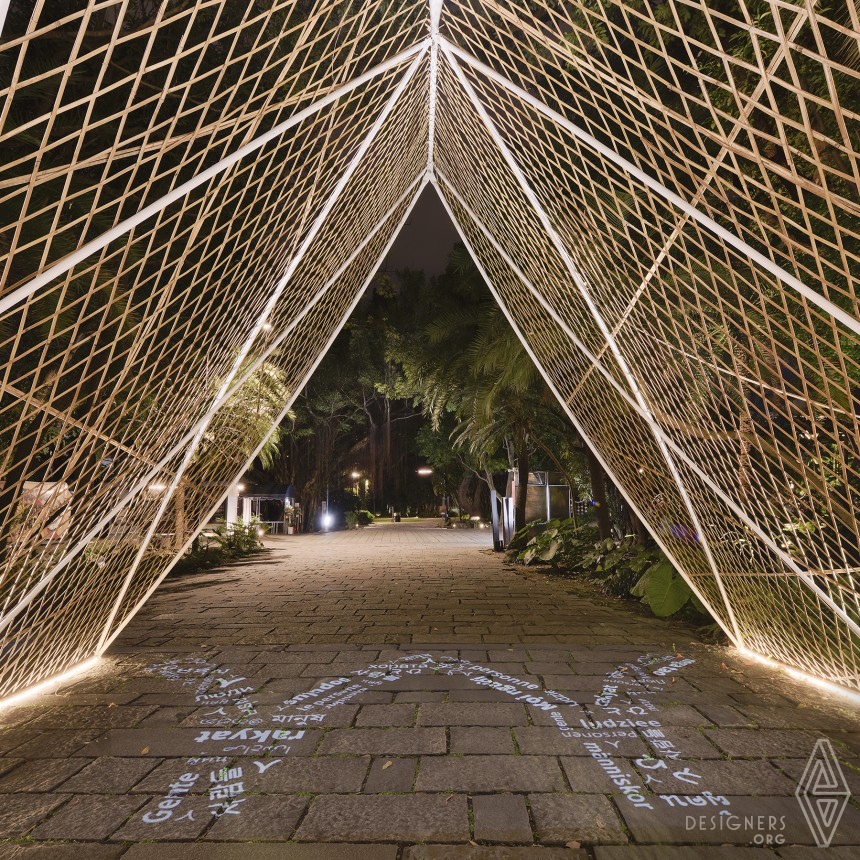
[{"x1": 382, "y1": 184, "x2": 459, "y2": 276}]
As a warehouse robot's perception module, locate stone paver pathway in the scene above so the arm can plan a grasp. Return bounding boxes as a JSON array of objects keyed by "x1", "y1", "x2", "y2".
[{"x1": 1, "y1": 521, "x2": 859, "y2": 859}]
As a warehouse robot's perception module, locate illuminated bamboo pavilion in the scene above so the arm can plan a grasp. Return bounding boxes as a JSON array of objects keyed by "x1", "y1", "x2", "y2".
[{"x1": 1, "y1": 1, "x2": 859, "y2": 700}]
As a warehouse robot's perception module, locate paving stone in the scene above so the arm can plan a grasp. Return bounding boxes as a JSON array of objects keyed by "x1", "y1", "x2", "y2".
[
  {"x1": 560, "y1": 756, "x2": 649, "y2": 794},
  {"x1": 691, "y1": 703, "x2": 752, "y2": 727},
  {"x1": 112, "y1": 795, "x2": 212, "y2": 840},
  {"x1": 0, "y1": 846, "x2": 127, "y2": 859},
  {"x1": 24, "y1": 705, "x2": 157, "y2": 729},
  {"x1": 0, "y1": 707, "x2": 52, "y2": 728},
  {"x1": 0, "y1": 794, "x2": 66, "y2": 837},
  {"x1": 776, "y1": 848, "x2": 860, "y2": 859},
  {"x1": 6, "y1": 731, "x2": 103, "y2": 758},
  {"x1": 2, "y1": 525, "x2": 860, "y2": 854},
  {"x1": 373, "y1": 674, "x2": 477, "y2": 691},
  {"x1": 418, "y1": 703, "x2": 529, "y2": 726},
  {"x1": 204, "y1": 794, "x2": 306, "y2": 839},
  {"x1": 0, "y1": 760, "x2": 23, "y2": 779},
  {"x1": 58, "y1": 756, "x2": 159, "y2": 793},
  {"x1": 182, "y1": 704, "x2": 359, "y2": 728},
  {"x1": 592, "y1": 704, "x2": 708, "y2": 728},
  {"x1": 529, "y1": 793, "x2": 628, "y2": 844},
  {"x1": 528, "y1": 662, "x2": 576, "y2": 675},
  {"x1": 318, "y1": 727, "x2": 445, "y2": 755},
  {"x1": 416, "y1": 755, "x2": 565, "y2": 792},
  {"x1": 450, "y1": 726, "x2": 516, "y2": 754},
  {"x1": 652, "y1": 727, "x2": 722, "y2": 758},
  {"x1": 251, "y1": 664, "x2": 311, "y2": 679},
  {"x1": 355, "y1": 703, "x2": 416, "y2": 726},
  {"x1": 131, "y1": 758, "x2": 215, "y2": 793},
  {"x1": 833, "y1": 734, "x2": 860, "y2": 756},
  {"x1": 515, "y1": 727, "x2": 648, "y2": 757},
  {"x1": 774, "y1": 756, "x2": 860, "y2": 795},
  {"x1": 0, "y1": 758, "x2": 88, "y2": 792},
  {"x1": 528, "y1": 704, "x2": 588, "y2": 726},
  {"x1": 363, "y1": 756, "x2": 416, "y2": 792},
  {"x1": 634, "y1": 757, "x2": 796, "y2": 795},
  {"x1": 295, "y1": 793, "x2": 469, "y2": 842},
  {"x1": 81, "y1": 727, "x2": 321, "y2": 757},
  {"x1": 123, "y1": 845, "x2": 397, "y2": 859},
  {"x1": 619, "y1": 795, "x2": 860, "y2": 844},
  {"x1": 137, "y1": 706, "x2": 197, "y2": 727},
  {"x1": 258, "y1": 755, "x2": 369, "y2": 792},
  {"x1": 472, "y1": 793, "x2": 533, "y2": 842},
  {"x1": 488, "y1": 650, "x2": 531, "y2": 661},
  {"x1": 448, "y1": 689, "x2": 528, "y2": 703},
  {"x1": 594, "y1": 849, "x2": 773, "y2": 859},
  {"x1": 394, "y1": 691, "x2": 446, "y2": 703},
  {"x1": 735, "y1": 705, "x2": 860, "y2": 732},
  {"x1": 705, "y1": 729, "x2": 826, "y2": 758},
  {"x1": 403, "y1": 849, "x2": 585, "y2": 860},
  {"x1": 30, "y1": 793, "x2": 145, "y2": 839}
]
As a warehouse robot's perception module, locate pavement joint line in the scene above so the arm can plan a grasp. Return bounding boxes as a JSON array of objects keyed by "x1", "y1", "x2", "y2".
[{"x1": 7, "y1": 527, "x2": 859, "y2": 851}]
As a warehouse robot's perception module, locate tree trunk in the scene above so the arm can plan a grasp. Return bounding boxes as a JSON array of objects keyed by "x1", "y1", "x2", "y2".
[
  {"x1": 174, "y1": 483, "x2": 186, "y2": 551},
  {"x1": 586, "y1": 446, "x2": 611, "y2": 539},
  {"x1": 628, "y1": 504, "x2": 648, "y2": 545},
  {"x1": 514, "y1": 429, "x2": 530, "y2": 533}
]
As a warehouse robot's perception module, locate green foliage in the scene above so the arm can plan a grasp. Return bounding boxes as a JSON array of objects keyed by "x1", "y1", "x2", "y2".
[
  {"x1": 345, "y1": 509, "x2": 375, "y2": 529},
  {"x1": 390, "y1": 249, "x2": 588, "y2": 528},
  {"x1": 634, "y1": 560, "x2": 691, "y2": 617},
  {"x1": 514, "y1": 518, "x2": 711, "y2": 621},
  {"x1": 170, "y1": 521, "x2": 265, "y2": 576},
  {"x1": 515, "y1": 519, "x2": 598, "y2": 568},
  {"x1": 201, "y1": 356, "x2": 292, "y2": 472},
  {"x1": 211, "y1": 521, "x2": 264, "y2": 556}
]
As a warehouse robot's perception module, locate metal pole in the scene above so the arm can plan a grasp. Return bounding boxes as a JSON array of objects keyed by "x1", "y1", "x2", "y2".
[
  {"x1": 442, "y1": 41, "x2": 742, "y2": 644},
  {"x1": 0, "y1": 39, "x2": 431, "y2": 316},
  {"x1": 94, "y1": 47, "x2": 429, "y2": 650},
  {"x1": 440, "y1": 37, "x2": 860, "y2": 340},
  {"x1": 99, "y1": 173, "x2": 429, "y2": 651},
  {"x1": 433, "y1": 169, "x2": 860, "y2": 645},
  {"x1": 431, "y1": 174, "x2": 740, "y2": 645}
]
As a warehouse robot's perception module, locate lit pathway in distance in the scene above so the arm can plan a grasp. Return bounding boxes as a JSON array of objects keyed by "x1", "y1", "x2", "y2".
[{"x1": 0, "y1": 520, "x2": 859, "y2": 858}]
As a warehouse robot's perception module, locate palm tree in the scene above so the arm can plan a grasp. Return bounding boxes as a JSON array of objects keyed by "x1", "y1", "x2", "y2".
[{"x1": 407, "y1": 246, "x2": 581, "y2": 532}]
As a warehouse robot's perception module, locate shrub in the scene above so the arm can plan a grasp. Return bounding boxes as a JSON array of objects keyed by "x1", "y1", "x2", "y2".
[
  {"x1": 345, "y1": 509, "x2": 375, "y2": 529},
  {"x1": 211, "y1": 520, "x2": 263, "y2": 556},
  {"x1": 574, "y1": 535, "x2": 661, "y2": 598},
  {"x1": 513, "y1": 517, "x2": 711, "y2": 622},
  {"x1": 514, "y1": 519, "x2": 598, "y2": 568}
]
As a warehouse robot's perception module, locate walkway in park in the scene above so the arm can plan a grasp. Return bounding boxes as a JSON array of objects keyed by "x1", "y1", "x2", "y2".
[{"x1": 1, "y1": 522, "x2": 860, "y2": 859}]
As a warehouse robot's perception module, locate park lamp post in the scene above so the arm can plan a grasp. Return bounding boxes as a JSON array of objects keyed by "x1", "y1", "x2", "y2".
[{"x1": 416, "y1": 466, "x2": 447, "y2": 518}]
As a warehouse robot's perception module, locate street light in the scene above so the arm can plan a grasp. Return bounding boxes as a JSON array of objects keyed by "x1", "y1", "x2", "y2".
[
  {"x1": 350, "y1": 471, "x2": 361, "y2": 479},
  {"x1": 417, "y1": 467, "x2": 433, "y2": 476}
]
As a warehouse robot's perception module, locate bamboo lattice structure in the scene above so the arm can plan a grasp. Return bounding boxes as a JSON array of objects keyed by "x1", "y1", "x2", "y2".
[{"x1": 1, "y1": 0, "x2": 859, "y2": 699}]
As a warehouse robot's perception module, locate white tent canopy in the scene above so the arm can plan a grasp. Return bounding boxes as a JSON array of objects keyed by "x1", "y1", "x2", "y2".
[{"x1": 1, "y1": 1, "x2": 859, "y2": 699}]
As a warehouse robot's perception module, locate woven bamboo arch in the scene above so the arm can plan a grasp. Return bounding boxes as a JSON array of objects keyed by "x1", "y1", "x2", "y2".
[{"x1": 1, "y1": 1, "x2": 859, "y2": 700}]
